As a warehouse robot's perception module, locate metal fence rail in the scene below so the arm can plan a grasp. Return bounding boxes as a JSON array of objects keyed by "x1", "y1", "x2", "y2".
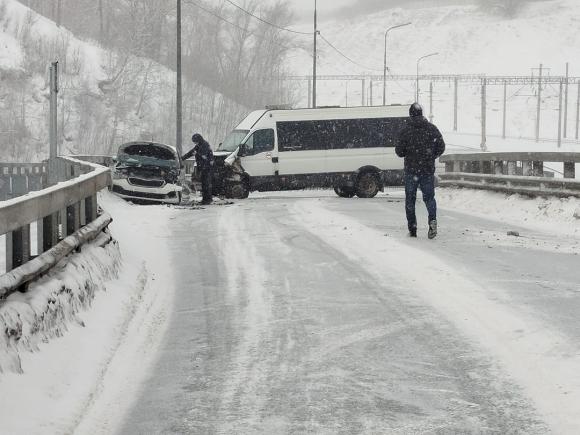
[
  {"x1": 0, "y1": 163, "x2": 48, "y2": 201},
  {"x1": 439, "y1": 152, "x2": 580, "y2": 197},
  {"x1": 0, "y1": 156, "x2": 112, "y2": 298}
]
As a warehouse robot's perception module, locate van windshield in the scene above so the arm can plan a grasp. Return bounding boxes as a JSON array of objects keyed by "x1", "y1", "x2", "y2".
[{"x1": 218, "y1": 129, "x2": 249, "y2": 152}]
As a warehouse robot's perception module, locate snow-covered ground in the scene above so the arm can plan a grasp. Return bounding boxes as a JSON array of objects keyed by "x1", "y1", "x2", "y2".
[
  {"x1": 1, "y1": 188, "x2": 578, "y2": 433},
  {"x1": 0, "y1": 192, "x2": 177, "y2": 434}
]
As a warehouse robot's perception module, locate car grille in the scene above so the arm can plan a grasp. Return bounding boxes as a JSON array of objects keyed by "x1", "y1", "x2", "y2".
[
  {"x1": 113, "y1": 185, "x2": 167, "y2": 200},
  {"x1": 128, "y1": 177, "x2": 165, "y2": 188}
]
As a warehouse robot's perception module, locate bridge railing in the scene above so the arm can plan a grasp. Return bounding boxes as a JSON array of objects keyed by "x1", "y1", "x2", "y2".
[
  {"x1": 439, "y1": 152, "x2": 580, "y2": 197},
  {"x1": 0, "y1": 163, "x2": 48, "y2": 201},
  {"x1": 0, "y1": 157, "x2": 112, "y2": 299}
]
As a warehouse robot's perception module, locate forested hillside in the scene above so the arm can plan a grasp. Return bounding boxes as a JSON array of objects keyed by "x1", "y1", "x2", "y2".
[{"x1": 0, "y1": 0, "x2": 298, "y2": 161}]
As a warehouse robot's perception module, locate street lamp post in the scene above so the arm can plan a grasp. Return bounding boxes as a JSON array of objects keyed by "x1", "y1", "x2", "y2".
[
  {"x1": 312, "y1": 0, "x2": 318, "y2": 108},
  {"x1": 416, "y1": 52, "x2": 438, "y2": 103},
  {"x1": 176, "y1": 0, "x2": 183, "y2": 155},
  {"x1": 383, "y1": 22, "x2": 411, "y2": 106}
]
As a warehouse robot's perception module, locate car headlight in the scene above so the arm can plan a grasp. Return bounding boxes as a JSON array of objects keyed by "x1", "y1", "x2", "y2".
[{"x1": 112, "y1": 170, "x2": 128, "y2": 180}]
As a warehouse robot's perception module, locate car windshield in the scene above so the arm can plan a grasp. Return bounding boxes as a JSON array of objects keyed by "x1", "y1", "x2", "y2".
[
  {"x1": 117, "y1": 144, "x2": 178, "y2": 169},
  {"x1": 218, "y1": 129, "x2": 249, "y2": 152}
]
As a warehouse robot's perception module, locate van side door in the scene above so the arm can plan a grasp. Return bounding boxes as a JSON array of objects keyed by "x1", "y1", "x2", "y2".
[
  {"x1": 276, "y1": 121, "x2": 327, "y2": 178},
  {"x1": 239, "y1": 128, "x2": 276, "y2": 179}
]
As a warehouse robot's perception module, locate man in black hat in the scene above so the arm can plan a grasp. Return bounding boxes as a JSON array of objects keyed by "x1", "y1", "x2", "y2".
[
  {"x1": 396, "y1": 103, "x2": 446, "y2": 239},
  {"x1": 183, "y1": 133, "x2": 215, "y2": 205}
]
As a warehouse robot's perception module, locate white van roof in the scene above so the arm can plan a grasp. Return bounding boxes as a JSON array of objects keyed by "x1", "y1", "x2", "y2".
[
  {"x1": 236, "y1": 110, "x2": 268, "y2": 130},
  {"x1": 235, "y1": 105, "x2": 409, "y2": 129}
]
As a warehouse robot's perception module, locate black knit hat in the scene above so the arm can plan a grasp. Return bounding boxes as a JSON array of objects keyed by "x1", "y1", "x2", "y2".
[
  {"x1": 409, "y1": 103, "x2": 423, "y2": 118},
  {"x1": 191, "y1": 133, "x2": 203, "y2": 143}
]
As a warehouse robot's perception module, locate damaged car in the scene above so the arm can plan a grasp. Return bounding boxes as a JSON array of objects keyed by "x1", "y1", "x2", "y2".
[{"x1": 111, "y1": 141, "x2": 184, "y2": 204}]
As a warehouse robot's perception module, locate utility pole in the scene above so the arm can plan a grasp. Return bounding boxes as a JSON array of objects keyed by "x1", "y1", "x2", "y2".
[
  {"x1": 576, "y1": 82, "x2": 580, "y2": 140},
  {"x1": 453, "y1": 77, "x2": 458, "y2": 132},
  {"x1": 502, "y1": 80, "x2": 507, "y2": 139},
  {"x1": 383, "y1": 23, "x2": 411, "y2": 106},
  {"x1": 429, "y1": 82, "x2": 434, "y2": 123},
  {"x1": 176, "y1": 0, "x2": 183, "y2": 155},
  {"x1": 481, "y1": 78, "x2": 487, "y2": 151},
  {"x1": 535, "y1": 63, "x2": 543, "y2": 142},
  {"x1": 564, "y1": 62, "x2": 569, "y2": 138},
  {"x1": 307, "y1": 77, "x2": 312, "y2": 108},
  {"x1": 558, "y1": 79, "x2": 563, "y2": 148},
  {"x1": 49, "y1": 61, "x2": 59, "y2": 185},
  {"x1": 312, "y1": 0, "x2": 318, "y2": 108}
]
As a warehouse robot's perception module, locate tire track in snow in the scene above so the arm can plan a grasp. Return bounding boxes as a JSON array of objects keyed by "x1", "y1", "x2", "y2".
[
  {"x1": 293, "y1": 199, "x2": 580, "y2": 434},
  {"x1": 215, "y1": 205, "x2": 273, "y2": 430}
]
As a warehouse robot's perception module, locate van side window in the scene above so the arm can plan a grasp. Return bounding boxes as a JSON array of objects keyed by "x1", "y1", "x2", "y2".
[
  {"x1": 278, "y1": 118, "x2": 407, "y2": 151},
  {"x1": 245, "y1": 129, "x2": 275, "y2": 155},
  {"x1": 277, "y1": 121, "x2": 324, "y2": 152}
]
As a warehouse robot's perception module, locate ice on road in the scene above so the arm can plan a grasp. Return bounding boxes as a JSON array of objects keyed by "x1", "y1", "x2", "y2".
[{"x1": 115, "y1": 191, "x2": 580, "y2": 434}]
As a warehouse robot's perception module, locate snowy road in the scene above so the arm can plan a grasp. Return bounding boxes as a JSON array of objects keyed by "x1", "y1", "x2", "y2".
[{"x1": 113, "y1": 191, "x2": 580, "y2": 434}]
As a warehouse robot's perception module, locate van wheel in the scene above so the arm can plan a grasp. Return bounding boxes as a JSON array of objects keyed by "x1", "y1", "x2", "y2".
[
  {"x1": 356, "y1": 173, "x2": 380, "y2": 198},
  {"x1": 227, "y1": 182, "x2": 249, "y2": 199},
  {"x1": 334, "y1": 185, "x2": 355, "y2": 198}
]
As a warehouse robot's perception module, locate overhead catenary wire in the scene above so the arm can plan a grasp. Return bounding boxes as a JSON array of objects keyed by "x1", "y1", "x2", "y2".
[{"x1": 224, "y1": 0, "x2": 311, "y2": 35}]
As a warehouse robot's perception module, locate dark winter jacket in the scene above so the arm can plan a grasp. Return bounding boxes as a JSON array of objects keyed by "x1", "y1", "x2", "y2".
[
  {"x1": 183, "y1": 138, "x2": 214, "y2": 171},
  {"x1": 396, "y1": 116, "x2": 446, "y2": 175}
]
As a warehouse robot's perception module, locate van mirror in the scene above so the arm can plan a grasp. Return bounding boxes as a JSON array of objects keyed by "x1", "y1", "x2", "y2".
[{"x1": 238, "y1": 144, "x2": 247, "y2": 157}]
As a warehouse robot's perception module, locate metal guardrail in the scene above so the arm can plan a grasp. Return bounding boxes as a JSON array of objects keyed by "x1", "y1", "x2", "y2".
[
  {"x1": 439, "y1": 152, "x2": 580, "y2": 197},
  {"x1": 0, "y1": 163, "x2": 48, "y2": 201},
  {"x1": 0, "y1": 156, "x2": 112, "y2": 298}
]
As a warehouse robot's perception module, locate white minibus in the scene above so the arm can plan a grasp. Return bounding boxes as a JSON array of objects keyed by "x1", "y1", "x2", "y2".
[{"x1": 216, "y1": 105, "x2": 409, "y2": 198}]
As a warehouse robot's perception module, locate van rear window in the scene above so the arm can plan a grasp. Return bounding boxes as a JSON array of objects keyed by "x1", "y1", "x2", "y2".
[{"x1": 277, "y1": 117, "x2": 407, "y2": 151}]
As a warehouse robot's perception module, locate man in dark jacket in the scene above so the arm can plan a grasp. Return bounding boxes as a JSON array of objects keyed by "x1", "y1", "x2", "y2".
[
  {"x1": 396, "y1": 103, "x2": 446, "y2": 239},
  {"x1": 183, "y1": 133, "x2": 214, "y2": 205}
]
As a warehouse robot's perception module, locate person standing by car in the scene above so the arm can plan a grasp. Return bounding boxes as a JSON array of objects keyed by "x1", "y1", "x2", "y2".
[
  {"x1": 395, "y1": 103, "x2": 446, "y2": 239},
  {"x1": 183, "y1": 133, "x2": 215, "y2": 205}
]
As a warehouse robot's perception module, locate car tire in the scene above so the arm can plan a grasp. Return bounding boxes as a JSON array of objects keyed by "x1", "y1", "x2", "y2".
[
  {"x1": 227, "y1": 182, "x2": 249, "y2": 199},
  {"x1": 355, "y1": 173, "x2": 380, "y2": 198},
  {"x1": 334, "y1": 185, "x2": 355, "y2": 198}
]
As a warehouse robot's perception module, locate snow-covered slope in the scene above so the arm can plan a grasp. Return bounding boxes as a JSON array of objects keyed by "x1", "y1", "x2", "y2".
[
  {"x1": 288, "y1": 0, "x2": 579, "y2": 140},
  {"x1": 0, "y1": 0, "x2": 248, "y2": 162},
  {"x1": 292, "y1": 0, "x2": 579, "y2": 76}
]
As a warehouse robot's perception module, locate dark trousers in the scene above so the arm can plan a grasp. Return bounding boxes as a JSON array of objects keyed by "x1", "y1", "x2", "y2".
[
  {"x1": 404, "y1": 173, "x2": 437, "y2": 231},
  {"x1": 200, "y1": 168, "x2": 213, "y2": 202}
]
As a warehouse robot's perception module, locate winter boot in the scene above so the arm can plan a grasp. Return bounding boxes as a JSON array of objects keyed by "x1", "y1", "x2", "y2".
[
  {"x1": 408, "y1": 227, "x2": 417, "y2": 238},
  {"x1": 428, "y1": 220, "x2": 437, "y2": 239}
]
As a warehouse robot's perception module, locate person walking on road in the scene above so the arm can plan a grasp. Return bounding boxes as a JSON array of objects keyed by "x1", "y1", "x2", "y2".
[
  {"x1": 396, "y1": 103, "x2": 446, "y2": 239},
  {"x1": 183, "y1": 133, "x2": 215, "y2": 205}
]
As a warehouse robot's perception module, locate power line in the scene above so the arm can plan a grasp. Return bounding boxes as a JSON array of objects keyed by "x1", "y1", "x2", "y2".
[
  {"x1": 318, "y1": 33, "x2": 382, "y2": 72},
  {"x1": 224, "y1": 0, "x2": 311, "y2": 35},
  {"x1": 185, "y1": 0, "x2": 302, "y2": 51}
]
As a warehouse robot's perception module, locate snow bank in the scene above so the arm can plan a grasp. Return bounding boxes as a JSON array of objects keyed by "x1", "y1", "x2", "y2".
[
  {"x1": 436, "y1": 187, "x2": 580, "y2": 236},
  {"x1": 0, "y1": 233, "x2": 121, "y2": 374},
  {"x1": 0, "y1": 192, "x2": 177, "y2": 434}
]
